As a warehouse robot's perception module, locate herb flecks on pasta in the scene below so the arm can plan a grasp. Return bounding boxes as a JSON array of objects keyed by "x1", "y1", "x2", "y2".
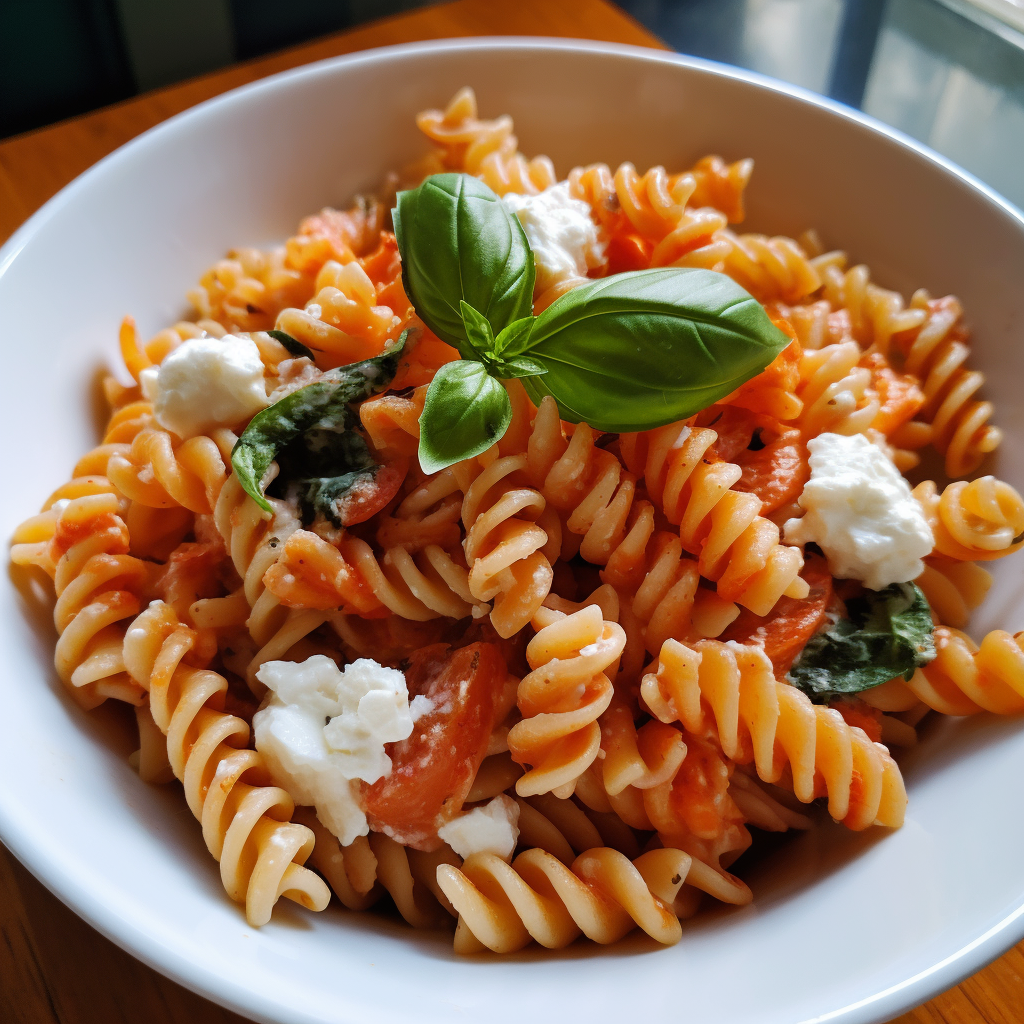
[{"x1": 11, "y1": 86, "x2": 1024, "y2": 953}]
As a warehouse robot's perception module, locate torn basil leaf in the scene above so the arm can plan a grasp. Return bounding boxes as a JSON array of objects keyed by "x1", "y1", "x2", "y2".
[
  {"x1": 266, "y1": 329, "x2": 316, "y2": 361},
  {"x1": 788, "y1": 582, "x2": 936, "y2": 704},
  {"x1": 231, "y1": 333, "x2": 407, "y2": 520}
]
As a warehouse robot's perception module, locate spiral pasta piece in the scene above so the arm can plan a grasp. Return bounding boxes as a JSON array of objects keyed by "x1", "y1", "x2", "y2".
[
  {"x1": 714, "y1": 230, "x2": 821, "y2": 304},
  {"x1": 796, "y1": 341, "x2": 880, "y2": 439},
  {"x1": 641, "y1": 639, "x2": 907, "y2": 829},
  {"x1": 816, "y1": 260, "x2": 926, "y2": 357},
  {"x1": 283, "y1": 253, "x2": 399, "y2": 364},
  {"x1": 461, "y1": 454, "x2": 554, "y2": 637},
  {"x1": 122, "y1": 601, "x2": 330, "y2": 924},
  {"x1": 295, "y1": 809, "x2": 461, "y2": 927},
  {"x1": 437, "y1": 846, "x2": 688, "y2": 953},
  {"x1": 259, "y1": 526, "x2": 475, "y2": 629},
  {"x1": 106, "y1": 427, "x2": 227, "y2": 514},
  {"x1": 915, "y1": 556, "x2": 992, "y2": 629},
  {"x1": 415, "y1": 87, "x2": 556, "y2": 196},
  {"x1": 188, "y1": 245, "x2": 315, "y2": 334},
  {"x1": 528, "y1": 396, "x2": 644, "y2": 568},
  {"x1": 625, "y1": 422, "x2": 806, "y2": 615},
  {"x1": 359, "y1": 385, "x2": 427, "y2": 458},
  {"x1": 508, "y1": 605, "x2": 624, "y2": 798},
  {"x1": 898, "y1": 292, "x2": 1001, "y2": 477},
  {"x1": 864, "y1": 626, "x2": 1024, "y2": 717},
  {"x1": 13, "y1": 492, "x2": 152, "y2": 709},
  {"x1": 818, "y1": 264, "x2": 1000, "y2": 477},
  {"x1": 914, "y1": 477, "x2": 1024, "y2": 561}
]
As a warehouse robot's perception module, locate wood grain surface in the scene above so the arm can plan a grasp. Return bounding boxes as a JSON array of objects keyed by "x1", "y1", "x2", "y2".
[{"x1": 1, "y1": 1, "x2": 1022, "y2": 1022}]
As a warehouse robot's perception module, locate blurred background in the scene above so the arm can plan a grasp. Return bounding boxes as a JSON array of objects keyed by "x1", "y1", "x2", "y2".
[{"x1": 1, "y1": 0, "x2": 1023, "y2": 207}]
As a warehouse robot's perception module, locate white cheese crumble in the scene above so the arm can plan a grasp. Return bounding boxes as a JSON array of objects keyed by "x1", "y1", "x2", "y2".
[
  {"x1": 436, "y1": 795, "x2": 520, "y2": 861},
  {"x1": 501, "y1": 182, "x2": 605, "y2": 295},
  {"x1": 253, "y1": 655, "x2": 429, "y2": 845},
  {"x1": 784, "y1": 432, "x2": 934, "y2": 590},
  {"x1": 140, "y1": 334, "x2": 269, "y2": 438}
]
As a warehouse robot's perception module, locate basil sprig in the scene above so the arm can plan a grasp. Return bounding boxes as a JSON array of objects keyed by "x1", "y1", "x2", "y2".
[
  {"x1": 231, "y1": 333, "x2": 406, "y2": 524},
  {"x1": 788, "y1": 582, "x2": 936, "y2": 704},
  {"x1": 394, "y1": 172, "x2": 791, "y2": 472}
]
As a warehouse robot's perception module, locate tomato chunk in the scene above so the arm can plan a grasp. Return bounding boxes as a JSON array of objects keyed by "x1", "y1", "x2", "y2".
[
  {"x1": 832, "y1": 700, "x2": 883, "y2": 743},
  {"x1": 699, "y1": 406, "x2": 758, "y2": 463},
  {"x1": 606, "y1": 233, "x2": 653, "y2": 273},
  {"x1": 363, "y1": 642, "x2": 505, "y2": 850},
  {"x1": 864, "y1": 354, "x2": 925, "y2": 436},
  {"x1": 734, "y1": 430, "x2": 809, "y2": 514},
  {"x1": 335, "y1": 457, "x2": 408, "y2": 527},
  {"x1": 720, "y1": 553, "x2": 833, "y2": 676}
]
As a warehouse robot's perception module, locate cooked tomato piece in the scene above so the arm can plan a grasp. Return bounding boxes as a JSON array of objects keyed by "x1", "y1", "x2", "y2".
[
  {"x1": 720, "y1": 553, "x2": 833, "y2": 676},
  {"x1": 362, "y1": 642, "x2": 505, "y2": 850},
  {"x1": 655, "y1": 733, "x2": 742, "y2": 840},
  {"x1": 699, "y1": 406, "x2": 757, "y2": 463},
  {"x1": 156, "y1": 538, "x2": 225, "y2": 608},
  {"x1": 734, "y1": 430, "x2": 809, "y2": 514},
  {"x1": 864, "y1": 354, "x2": 925, "y2": 435},
  {"x1": 335, "y1": 457, "x2": 408, "y2": 527},
  {"x1": 607, "y1": 233, "x2": 653, "y2": 273},
  {"x1": 831, "y1": 699, "x2": 883, "y2": 742}
]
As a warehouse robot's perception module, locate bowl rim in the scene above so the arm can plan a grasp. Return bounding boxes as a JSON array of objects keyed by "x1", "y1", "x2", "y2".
[{"x1": 2, "y1": 34, "x2": 1024, "y2": 1024}]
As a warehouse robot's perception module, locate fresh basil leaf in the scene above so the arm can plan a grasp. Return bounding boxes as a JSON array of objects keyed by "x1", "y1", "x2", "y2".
[
  {"x1": 418, "y1": 361, "x2": 512, "y2": 474},
  {"x1": 393, "y1": 173, "x2": 535, "y2": 355},
  {"x1": 494, "y1": 316, "x2": 536, "y2": 357},
  {"x1": 459, "y1": 300, "x2": 497, "y2": 362},
  {"x1": 494, "y1": 354, "x2": 548, "y2": 379},
  {"x1": 517, "y1": 268, "x2": 791, "y2": 432},
  {"x1": 788, "y1": 583, "x2": 936, "y2": 703},
  {"x1": 266, "y1": 329, "x2": 316, "y2": 361},
  {"x1": 231, "y1": 333, "x2": 407, "y2": 515}
]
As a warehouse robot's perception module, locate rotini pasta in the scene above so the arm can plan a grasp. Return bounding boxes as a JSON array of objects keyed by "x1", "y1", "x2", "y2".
[
  {"x1": 641, "y1": 639, "x2": 907, "y2": 829},
  {"x1": 13, "y1": 86, "x2": 1022, "y2": 959},
  {"x1": 123, "y1": 601, "x2": 331, "y2": 924},
  {"x1": 508, "y1": 604, "x2": 623, "y2": 798}
]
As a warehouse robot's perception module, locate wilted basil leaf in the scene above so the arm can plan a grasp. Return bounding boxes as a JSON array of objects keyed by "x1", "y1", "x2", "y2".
[
  {"x1": 788, "y1": 582, "x2": 936, "y2": 703},
  {"x1": 393, "y1": 173, "x2": 535, "y2": 354},
  {"x1": 266, "y1": 329, "x2": 316, "y2": 361},
  {"x1": 418, "y1": 361, "x2": 512, "y2": 474},
  {"x1": 231, "y1": 333, "x2": 407, "y2": 518},
  {"x1": 518, "y1": 268, "x2": 791, "y2": 431},
  {"x1": 282, "y1": 431, "x2": 381, "y2": 527}
]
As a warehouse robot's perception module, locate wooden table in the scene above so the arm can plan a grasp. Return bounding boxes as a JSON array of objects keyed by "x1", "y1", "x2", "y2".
[{"x1": 1, "y1": 1, "x2": 1022, "y2": 1021}]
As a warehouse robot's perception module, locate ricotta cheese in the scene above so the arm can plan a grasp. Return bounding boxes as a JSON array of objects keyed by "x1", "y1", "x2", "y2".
[
  {"x1": 436, "y1": 795, "x2": 520, "y2": 861},
  {"x1": 501, "y1": 182, "x2": 605, "y2": 295},
  {"x1": 253, "y1": 655, "x2": 429, "y2": 845},
  {"x1": 784, "y1": 432, "x2": 934, "y2": 590},
  {"x1": 140, "y1": 333, "x2": 269, "y2": 438}
]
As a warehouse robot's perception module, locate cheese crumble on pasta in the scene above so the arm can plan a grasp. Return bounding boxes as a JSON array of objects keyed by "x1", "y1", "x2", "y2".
[{"x1": 12, "y1": 86, "x2": 1024, "y2": 953}]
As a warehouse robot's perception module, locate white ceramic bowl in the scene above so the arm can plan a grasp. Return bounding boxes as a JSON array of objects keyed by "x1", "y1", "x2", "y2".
[{"x1": 2, "y1": 38, "x2": 1024, "y2": 1024}]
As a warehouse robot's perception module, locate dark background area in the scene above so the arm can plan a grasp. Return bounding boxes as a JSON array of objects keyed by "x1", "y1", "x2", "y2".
[
  {"x1": 0, "y1": 0, "x2": 898, "y2": 139},
  {"x1": 1, "y1": 0, "x2": 1022, "y2": 208}
]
